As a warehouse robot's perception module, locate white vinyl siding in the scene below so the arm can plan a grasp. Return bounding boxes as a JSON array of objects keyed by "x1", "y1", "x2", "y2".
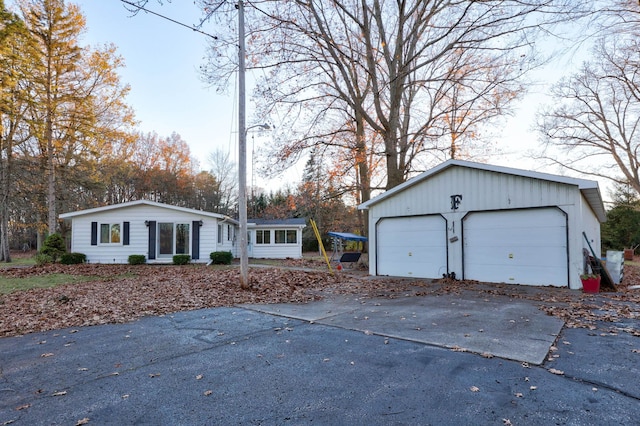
[
  {"x1": 64, "y1": 204, "x2": 229, "y2": 264},
  {"x1": 250, "y1": 227, "x2": 303, "y2": 259}
]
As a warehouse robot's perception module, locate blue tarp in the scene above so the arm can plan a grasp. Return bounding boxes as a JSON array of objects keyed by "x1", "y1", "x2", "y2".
[{"x1": 327, "y1": 232, "x2": 368, "y2": 242}]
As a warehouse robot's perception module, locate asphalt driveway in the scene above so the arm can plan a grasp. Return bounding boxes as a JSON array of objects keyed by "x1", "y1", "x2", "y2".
[{"x1": 1, "y1": 291, "x2": 639, "y2": 425}]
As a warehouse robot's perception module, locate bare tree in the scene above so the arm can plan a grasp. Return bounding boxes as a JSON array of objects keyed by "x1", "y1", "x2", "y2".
[
  {"x1": 207, "y1": 148, "x2": 237, "y2": 215},
  {"x1": 197, "y1": 1, "x2": 578, "y2": 194},
  {"x1": 537, "y1": 34, "x2": 640, "y2": 193}
]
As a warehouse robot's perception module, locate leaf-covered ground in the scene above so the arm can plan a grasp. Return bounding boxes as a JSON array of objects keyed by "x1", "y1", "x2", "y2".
[{"x1": 1, "y1": 258, "x2": 640, "y2": 338}]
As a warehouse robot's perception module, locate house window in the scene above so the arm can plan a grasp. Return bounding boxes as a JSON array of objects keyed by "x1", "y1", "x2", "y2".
[
  {"x1": 275, "y1": 229, "x2": 297, "y2": 244},
  {"x1": 227, "y1": 224, "x2": 234, "y2": 241},
  {"x1": 159, "y1": 223, "x2": 174, "y2": 256},
  {"x1": 176, "y1": 223, "x2": 190, "y2": 254},
  {"x1": 158, "y1": 222, "x2": 190, "y2": 257},
  {"x1": 256, "y1": 230, "x2": 270, "y2": 244},
  {"x1": 217, "y1": 224, "x2": 223, "y2": 244},
  {"x1": 100, "y1": 223, "x2": 121, "y2": 244}
]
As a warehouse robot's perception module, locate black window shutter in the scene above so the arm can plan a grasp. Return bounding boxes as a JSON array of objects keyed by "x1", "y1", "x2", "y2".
[
  {"x1": 123, "y1": 222, "x2": 130, "y2": 246},
  {"x1": 192, "y1": 221, "x2": 200, "y2": 260},
  {"x1": 148, "y1": 221, "x2": 156, "y2": 260},
  {"x1": 91, "y1": 222, "x2": 98, "y2": 246}
]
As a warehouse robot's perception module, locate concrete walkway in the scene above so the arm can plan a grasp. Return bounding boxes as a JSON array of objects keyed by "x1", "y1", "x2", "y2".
[{"x1": 240, "y1": 291, "x2": 564, "y2": 365}]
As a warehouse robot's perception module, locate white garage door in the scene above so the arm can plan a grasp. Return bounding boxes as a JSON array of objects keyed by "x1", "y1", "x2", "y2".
[
  {"x1": 376, "y1": 215, "x2": 447, "y2": 278},
  {"x1": 463, "y1": 208, "x2": 568, "y2": 286}
]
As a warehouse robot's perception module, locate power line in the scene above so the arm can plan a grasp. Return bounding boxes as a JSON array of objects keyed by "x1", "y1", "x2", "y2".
[{"x1": 119, "y1": 0, "x2": 218, "y2": 40}]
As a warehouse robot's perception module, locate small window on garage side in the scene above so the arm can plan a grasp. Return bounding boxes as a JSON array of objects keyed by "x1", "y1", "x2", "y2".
[
  {"x1": 100, "y1": 223, "x2": 121, "y2": 244},
  {"x1": 286, "y1": 230, "x2": 297, "y2": 244},
  {"x1": 217, "y1": 224, "x2": 222, "y2": 244}
]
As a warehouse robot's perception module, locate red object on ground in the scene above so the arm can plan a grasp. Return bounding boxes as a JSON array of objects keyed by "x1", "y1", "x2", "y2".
[
  {"x1": 336, "y1": 264, "x2": 343, "y2": 271},
  {"x1": 581, "y1": 277, "x2": 601, "y2": 293},
  {"x1": 624, "y1": 249, "x2": 634, "y2": 260}
]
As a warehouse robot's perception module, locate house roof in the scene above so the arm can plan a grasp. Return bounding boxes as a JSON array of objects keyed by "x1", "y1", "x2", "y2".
[
  {"x1": 248, "y1": 218, "x2": 306, "y2": 227},
  {"x1": 59, "y1": 199, "x2": 238, "y2": 224},
  {"x1": 358, "y1": 159, "x2": 606, "y2": 222}
]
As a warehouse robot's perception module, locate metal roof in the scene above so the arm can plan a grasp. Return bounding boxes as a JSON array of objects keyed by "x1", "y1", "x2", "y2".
[{"x1": 358, "y1": 159, "x2": 606, "y2": 222}]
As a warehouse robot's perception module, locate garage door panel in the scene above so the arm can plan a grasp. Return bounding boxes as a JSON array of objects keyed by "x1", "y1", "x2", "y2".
[
  {"x1": 377, "y1": 216, "x2": 447, "y2": 278},
  {"x1": 468, "y1": 226, "x2": 566, "y2": 247},
  {"x1": 464, "y1": 208, "x2": 567, "y2": 286}
]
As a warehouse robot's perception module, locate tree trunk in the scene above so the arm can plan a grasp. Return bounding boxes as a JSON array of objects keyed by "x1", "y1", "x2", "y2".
[
  {"x1": 355, "y1": 115, "x2": 371, "y2": 244},
  {"x1": 0, "y1": 127, "x2": 12, "y2": 262}
]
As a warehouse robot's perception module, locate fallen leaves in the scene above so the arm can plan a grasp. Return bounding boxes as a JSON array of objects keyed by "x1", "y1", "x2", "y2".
[
  {"x1": 2, "y1": 260, "x2": 640, "y2": 338},
  {"x1": 0, "y1": 264, "x2": 339, "y2": 337},
  {"x1": 548, "y1": 368, "x2": 565, "y2": 376},
  {"x1": 470, "y1": 386, "x2": 480, "y2": 392}
]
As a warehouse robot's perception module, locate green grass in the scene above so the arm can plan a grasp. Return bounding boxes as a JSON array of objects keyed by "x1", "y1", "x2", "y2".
[
  {"x1": 0, "y1": 257, "x2": 37, "y2": 268},
  {"x1": 0, "y1": 274, "x2": 93, "y2": 295}
]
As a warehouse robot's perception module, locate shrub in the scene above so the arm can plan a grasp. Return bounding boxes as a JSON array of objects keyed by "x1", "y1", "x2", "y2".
[
  {"x1": 128, "y1": 254, "x2": 146, "y2": 265},
  {"x1": 40, "y1": 233, "x2": 66, "y2": 262},
  {"x1": 60, "y1": 252, "x2": 86, "y2": 265},
  {"x1": 173, "y1": 254, "x2": 191, "y2": 265},
  {"x1": 34, "y1": 253, "x2": 53, "y2": 265},
  {"x1": 210, "y1": 251, "x2": 233, "y2": 265}
]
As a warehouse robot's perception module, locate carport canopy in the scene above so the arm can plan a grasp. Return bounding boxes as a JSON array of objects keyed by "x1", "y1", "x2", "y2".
[
  {"x1": 327, "y1": 232, "x2": 368, "y2": 242},
  {"x1": 328, "y1": 232, "x2": 367, "y2": 262}
]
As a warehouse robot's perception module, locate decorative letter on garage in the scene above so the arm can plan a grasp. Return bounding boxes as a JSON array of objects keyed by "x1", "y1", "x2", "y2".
[{"x1": 450, "y1": 194, "x2": 463, "y2": 210}]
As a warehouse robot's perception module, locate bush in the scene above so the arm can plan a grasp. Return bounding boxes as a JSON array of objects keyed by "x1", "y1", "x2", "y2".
[
  {"x1": 210, "y1": 251, "x2": 233, "y2": 265},
  {"x1": 40, "y1": 233, "x2": 66, "y2": 263},
  {"x1": 128, "y1": 254, "x2": 146, "y2": 265},
  {"x1": 173, "y1": 254, "x2": 191, "y2": 265},
  {"x1": 60, "y1": 252, "x2": 86, "y2": 265},
  {"x1": 34, "y1": 253, "x2": 53, "y2": 265}
]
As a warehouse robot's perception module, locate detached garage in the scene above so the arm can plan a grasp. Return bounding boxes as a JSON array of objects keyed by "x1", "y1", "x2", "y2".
[{"x1": 358, "y1": 160, "x2": 606, "y2": 290}]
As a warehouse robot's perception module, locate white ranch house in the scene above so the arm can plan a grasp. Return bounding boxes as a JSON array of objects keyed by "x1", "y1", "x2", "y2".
[
  {"x1": 59, "y1": 200, "x2": 305, "y2": 263},
  {"x1": 359, "y1": 160, "x2": 606, "y2": 290},
  {"x1": 248, "y1": 218, "x2": 307, "y2": 259}
]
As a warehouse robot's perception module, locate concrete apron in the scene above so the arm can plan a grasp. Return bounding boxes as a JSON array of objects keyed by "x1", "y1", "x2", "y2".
[{"x1": 239, "y1": 292, "x2": 564, "y2": 365}]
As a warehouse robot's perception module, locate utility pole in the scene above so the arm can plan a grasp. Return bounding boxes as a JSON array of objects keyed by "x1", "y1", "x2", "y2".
[{"x1": 237, "y1": 0, "x2": 249, "y2": 289}]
